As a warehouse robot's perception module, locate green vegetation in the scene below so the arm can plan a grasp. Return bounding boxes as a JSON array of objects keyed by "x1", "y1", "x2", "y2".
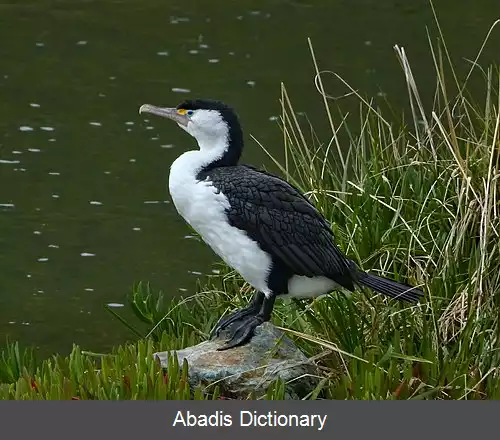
[
  {"x1": 0, "y1": 339, "x2": 218, "y2": 400},
  {"x1": 1, "y1": 15, "x2": 499, "y2": 399}
]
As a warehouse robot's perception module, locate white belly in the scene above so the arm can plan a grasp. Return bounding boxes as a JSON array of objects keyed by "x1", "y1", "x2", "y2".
[
  {"x1": 287, "y1": 275, "x2": 339, "y2": 298},
  {"x1": 169, "y1": 152, "x2": 273, "y2": 296}
]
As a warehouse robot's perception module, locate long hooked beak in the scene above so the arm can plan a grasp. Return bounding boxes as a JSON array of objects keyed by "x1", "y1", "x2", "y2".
[{"x1": 139, "y1": 104, "x2": 189, "y2": 127}]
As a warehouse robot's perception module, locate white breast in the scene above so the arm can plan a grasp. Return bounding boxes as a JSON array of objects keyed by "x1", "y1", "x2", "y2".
[{"x1": 168, "y1": 151, "x2": 273, "y2": 296}]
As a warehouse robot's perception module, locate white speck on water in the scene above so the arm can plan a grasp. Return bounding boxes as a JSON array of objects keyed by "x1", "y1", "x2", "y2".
[
  {"x1": 0, "y1": 203, "x2": 15, "y2": 208},
  {"x1": 30, "y1": 103, "x2": 40, "y2": 108},
  {"x1": 89, "y1": 201, "x2": 102, "y2": 205},
  {"x1": 109, "y1": 76, "x2": 116, "y2": 80},
  {"x1": 89, "y1": 122, "x2": 102, "y2": 127},
  {"x1": 237, "y1": 15, "x2": 243, "y2": 20},
  {"x1": 8, "y1": 321, "x2": 16, "y2": 325},
  {"x1": 129, "y1": 158, "x2": 136, "y2": 163},
  {"x1": 28, "y1": 148, "x2": 41, "y2": 152},
  {"x1": 212, "y1": 269, "x2": 221, "y2": 274},
  {"x1": 228, "y1": 51, "x2": 235, "y2": 56},
  {"x1": 160, "y1": 144, "x2": 174, "y2": 149},
  {"x1": 37, "y1": 290, "x2": 44, "y2": 294},
  {"x1": 184, "y1": 234, "x2": 199, "y2": 240},
  {"x1": 144, "y1": 200, "x2": 160, "y2": 204},
  {"x1": 145, "y1": 126, "x2": 154, "y2": 130},
  {"x1": 107, "y1": 303, "x2": 124, "y2": 308},
  {"x1": 150, "y1": 137, "x2": 159, "y2": 141},
  {"x1": 157, "y1": 51, "x2": 169, "y2": 56},
  {"x1": 80, "y1": 252, "x2": 96, "y2": 257},
  {"x1": 12, "y1": 150, "x2": 22, "y2": 154},
  {"x1": 48, "y1": 244, "x2": 59, "y2": 248},
  {"x1": 40, "y1": 126, "x2": 55, "y2": 131},
  {"x1": 172, "y1": 87, "x2": 191, "y2": 93},
  {"x1": 377, "y1": 91, "x2": 387, "y2": 98},
  {"x1": 104, "y1": 171, "x2": 111, "y2": 175},
  {"x1": 22, "y1": 322, "x2": 31, "y2": 326},
  {"x1": 48, "y1": 138, "x2": 56, "y2": 142},
  {"x1": 245, "y1": 54, "x2": 251, "y2": 59},
  {"x1": 189, "y1": 270, "x2": 202, "y2": 276},
  {"x1": 125, "y1": 121, "x2": 134, "y2": 125},
  {"x1": 84, "y1": 288, "x2": 94, "y2": 292},
  {"x1": 189, "y1": 49, "x2": 199, "y2": 55},
  {"x1": 37, "y1": 257, "x2": 49, "y2": 262},
  {"x1": 199, "y1": 44, "x2": 209, "y2": 49},
  {"x1": 177, "y1": 17, "x2": 190, "y2": 22},
  {"x1": 132, "y1": 227, "x2": 141, "y2": 231},
  {"x1": 27, "y1": 274, "x2": 32, "y2": 278},
  {"x1": 33, "y1": 231, "x2": 42, "y2": 235},
  {"x1": 364, "y1": 40, "x2": 372, "y2": 46},
  {"x1": 19, "y1": 126, "x2": 34, "y2": 132},
  {"x1": 126, "y1": 128, "x2": 132, "y2": 132},
  {"x1": 249, "y1": 10, "x2": 261, "y2": 15},
  {"x1": 52, "y1": 194, "x2": 59, "y2": 198},
  {"x1": 208, "y1": 58, "x2": 219, "y2": 63},
  {"x1": 77, "y1": 40, "x2": 88, "y2": 45},
  {"x1": 246, "y1": 80, "x2": 256, "y2": 87},
  {"x1": 36, "y1": 42, "x2": 45, "y2": 47},
  {"x1": 269, "y1": 116, "x2": 278, "y2": 121},
  {"x1": 178, "y1": 288, "x2": 188, "y2": 292},
  {"x1": 48, "y1": 171, "x2": 60, "y2": 175},
  {"x1": 98, "y1": 93, "x2": 106, "y2": 98},
  {"x1": 0, "y1": 159, "x2": 20, "y2": 164}
]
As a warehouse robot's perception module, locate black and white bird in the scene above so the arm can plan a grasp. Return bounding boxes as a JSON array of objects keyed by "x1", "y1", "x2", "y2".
[{"x1": 139, "y1": 99, "x2": 424, "y2": 350}]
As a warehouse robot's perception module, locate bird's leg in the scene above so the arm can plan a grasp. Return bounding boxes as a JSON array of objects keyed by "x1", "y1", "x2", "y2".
[
  {"x1": 210, "y1": 291, "x2": 265, "y2": 339},
  {"x1": 217, "y1": 293, "x2": 276, "y2": 351}
]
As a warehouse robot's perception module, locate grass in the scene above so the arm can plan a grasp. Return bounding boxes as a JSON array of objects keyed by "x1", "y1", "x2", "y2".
[
  {"x1": 0, "y1": 339, "x2": 225, "y2": 400},
  {"x1": 1, "y1": 13, "x2": 499, "y2": 399}
]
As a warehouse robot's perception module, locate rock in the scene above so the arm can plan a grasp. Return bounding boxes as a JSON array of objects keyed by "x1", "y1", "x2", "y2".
[{"x1": 154, "y1": 322, "x2": 318, "y2": 399}]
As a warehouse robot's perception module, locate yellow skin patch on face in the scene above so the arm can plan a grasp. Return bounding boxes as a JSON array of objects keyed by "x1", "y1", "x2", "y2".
[{"x1": 177, "y1": 108, "x2": 188, "y2": 115}]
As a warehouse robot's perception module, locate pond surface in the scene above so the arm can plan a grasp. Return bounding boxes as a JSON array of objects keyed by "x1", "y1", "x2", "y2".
[{"x1": 0, "y1": 0, "x2": 498, "y2": 357}]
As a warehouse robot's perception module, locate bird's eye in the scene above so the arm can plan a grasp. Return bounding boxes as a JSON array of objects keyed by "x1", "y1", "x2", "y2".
[{"x1": 187, "y1": 110, "x2": 194, "y2": 116}]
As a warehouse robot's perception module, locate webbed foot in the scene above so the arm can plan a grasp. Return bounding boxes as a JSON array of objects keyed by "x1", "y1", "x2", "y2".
[
  {"x1": 216, "y1": 315, "x2": 265, "y2": 351},
  {"x1": 214, "y1": 292, "x2": 277, "y2": 350},
  {"x1": 210, "y1": 291, "x2": 265, "y2": 339}
]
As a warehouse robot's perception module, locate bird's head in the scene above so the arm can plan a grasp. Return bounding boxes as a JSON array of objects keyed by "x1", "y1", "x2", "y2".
[{"x1": 139, "y1": 99, "x2": 243, "y2": 164}]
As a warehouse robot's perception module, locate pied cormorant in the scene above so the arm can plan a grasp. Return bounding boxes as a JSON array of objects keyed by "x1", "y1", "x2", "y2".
[{"x1": 139, "y1": 99, "x2": 424, "y2": 350}]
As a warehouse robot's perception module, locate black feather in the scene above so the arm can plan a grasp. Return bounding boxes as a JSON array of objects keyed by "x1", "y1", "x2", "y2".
[
  {"x1": 196, "y1": 165, "x2": 355, "y2": 291},
  {"x1": 356, "y1": 272, "x2": 423, "y2": 303}
]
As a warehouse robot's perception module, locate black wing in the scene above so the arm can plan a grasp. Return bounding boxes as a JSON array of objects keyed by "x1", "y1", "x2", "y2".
[{"x1": 199, "y1": 165, "x2": 355, "y2": 290}]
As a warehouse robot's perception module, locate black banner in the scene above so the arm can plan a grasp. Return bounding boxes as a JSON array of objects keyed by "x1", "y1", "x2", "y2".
[{"x1": 0, "y1": 401, "x2": 493, "y2": 439}]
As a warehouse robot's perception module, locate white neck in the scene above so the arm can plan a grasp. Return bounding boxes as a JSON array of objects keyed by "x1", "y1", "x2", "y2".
[
  {"x1": 170, "y1": 136, "x2": 229, "y2": 180},
  {"x1": 197, "y1": 134, "x2": 228, "y2": 159}
]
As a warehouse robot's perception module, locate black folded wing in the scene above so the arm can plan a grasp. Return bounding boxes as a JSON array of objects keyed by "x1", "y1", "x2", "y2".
[{"x1": 198, "y1": 165, "x2": 355, "y2": 290}]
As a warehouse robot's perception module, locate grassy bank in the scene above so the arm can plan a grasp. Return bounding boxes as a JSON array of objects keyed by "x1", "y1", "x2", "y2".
[{"x1": 1, "y1": 18, "x2": 499, "y2": 399}]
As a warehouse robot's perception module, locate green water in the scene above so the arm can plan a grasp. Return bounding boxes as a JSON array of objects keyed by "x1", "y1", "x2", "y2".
[{"x1": 0, "y1": 0, "x2": 498, "y2": 357}]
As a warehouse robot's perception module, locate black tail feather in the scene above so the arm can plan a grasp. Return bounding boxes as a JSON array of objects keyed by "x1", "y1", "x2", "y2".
[{"x1": 356, "y1": 271, "x2": 424, "y2": 303}]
